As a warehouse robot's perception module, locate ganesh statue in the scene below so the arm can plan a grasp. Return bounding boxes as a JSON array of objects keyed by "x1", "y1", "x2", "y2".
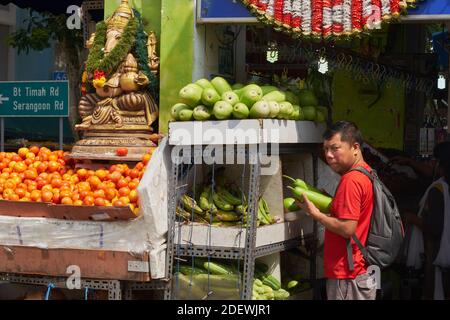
[{"x1": 71, "y1": 0, "x2": 160, "y2": 160}]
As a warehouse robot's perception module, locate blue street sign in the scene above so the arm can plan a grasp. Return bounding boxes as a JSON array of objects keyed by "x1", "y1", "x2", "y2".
[
  {"x1": 397, "y1": 0, "x2": 450, "y2": 21},
  {"x1": 197, "y1": 0, "x2": 256, "y2": 23},
  {"x1": 0, "y1": 81, "x2": 69, "y2": 117},
  {"x1": 52, "y1": 71, "x2": 68, "y2": 81}
]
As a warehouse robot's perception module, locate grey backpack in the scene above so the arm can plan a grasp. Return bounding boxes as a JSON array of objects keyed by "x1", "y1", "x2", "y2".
[{"x1": 347, "y1": 167, "x2": 405, "y2": 270}]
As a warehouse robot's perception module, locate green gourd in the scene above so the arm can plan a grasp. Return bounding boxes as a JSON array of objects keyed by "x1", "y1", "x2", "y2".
[{"x1": 287, "y1": 186, "x2": 332, "y2": 213}]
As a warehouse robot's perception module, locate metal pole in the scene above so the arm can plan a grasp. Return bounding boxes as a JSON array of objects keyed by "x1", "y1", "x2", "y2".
[
  {"x1": 59, "y1": 117, "x2": 63, "y2": 150},
  {"x1": 311, "y1": 153, "x2": 319, "y2": 300},
  {"x1": 0, "y1": 117, "x2": 4, "y2": 152}
]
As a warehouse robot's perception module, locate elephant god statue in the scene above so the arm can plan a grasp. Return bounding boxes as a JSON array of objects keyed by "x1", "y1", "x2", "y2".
[{"x1": 72, "y1": 0, "x2": 160, "y2": 160}]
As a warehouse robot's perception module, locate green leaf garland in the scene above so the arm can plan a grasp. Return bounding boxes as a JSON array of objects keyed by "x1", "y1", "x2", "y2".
[{"x1": 86, "y1": 17, "x2": 138, "y2": 76}]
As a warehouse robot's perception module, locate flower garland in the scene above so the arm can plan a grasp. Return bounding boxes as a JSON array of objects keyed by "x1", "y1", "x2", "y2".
[
  {"x1": 240, "y1": 0, "x2": 424, "y2": 40},
  {"x1": 86, "y1": 17, "x2": 139, "y2": 76}
]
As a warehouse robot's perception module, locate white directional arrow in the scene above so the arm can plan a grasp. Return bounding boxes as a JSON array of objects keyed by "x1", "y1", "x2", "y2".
[{"x1": 0, "y1": 94, "x2": 9, "y2": 104}]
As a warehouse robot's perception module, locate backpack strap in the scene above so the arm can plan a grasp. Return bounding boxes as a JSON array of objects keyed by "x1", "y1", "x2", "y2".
[{"x1": 346, "y1": 166, "x2": 373, "y2": 271}]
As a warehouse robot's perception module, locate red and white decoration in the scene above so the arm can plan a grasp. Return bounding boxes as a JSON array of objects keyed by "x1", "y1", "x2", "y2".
[{"x1": 241, "y1": 0, "x2": 419, "y2": 39}]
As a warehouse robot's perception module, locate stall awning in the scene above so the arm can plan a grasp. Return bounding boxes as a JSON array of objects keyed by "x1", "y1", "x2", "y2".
[{"x1": 0, "y1": 1, "x2": 84, "y2": 14}]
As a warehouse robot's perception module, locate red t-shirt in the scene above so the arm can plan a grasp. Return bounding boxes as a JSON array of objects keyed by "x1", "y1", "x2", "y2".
[{"x1": 323, "y1": 162, "x2": 374, "y2": 279}]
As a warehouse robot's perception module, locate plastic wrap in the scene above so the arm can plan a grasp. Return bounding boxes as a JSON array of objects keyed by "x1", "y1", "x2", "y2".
[
  {"x1": 0, "y1": 137, "x2": 171, "y2": 279},
  {"x1": 172, "y1": 273, "x2": 241, "y2": 300}
]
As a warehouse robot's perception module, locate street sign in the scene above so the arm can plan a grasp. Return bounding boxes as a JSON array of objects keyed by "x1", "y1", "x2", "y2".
[
  {"x1": 196, "y1": 0, "x2": 256, "y2": 23},
  {"x1": 402, "y1": 0, "x2": 450, "y2": 21},
  {"x1": 0, "y1": 81, "x2": 69, "y2": 117}
]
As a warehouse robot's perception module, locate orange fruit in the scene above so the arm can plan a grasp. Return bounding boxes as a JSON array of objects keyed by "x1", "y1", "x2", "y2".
[
  {"x1": 129, "y1": 190, "x2": 138, "y2": 203},
  {"x1": 18, "y1": 147, "x2": 29, "y2": 159},
  {"x1": 48, "y1": 154, "x2": 58, "y2": 162},
  {"x1": 71, "y1": 193, "x2": 80, "y2": 202},
  {"x1": 52, "y1": 192, "x2": 60, "y2": 204},
  {"x1": 73, "y1": 199, "x2": 83, "y2": 206},
  {"x1": 25, "y1": 152, "x2": 35, "y2": 160},
  {"x1": 104, "y1": 188, "x2": 117, "y2": 201},
  {"x1": 113, "y1": 199, "x2": 125, "y2": 207},
  {"x1": 3, "y1": 188, "x2": 15, "y2": 199},
  {"x1": 93, "y1": 189, "x2": 105, "y2": 199},
  {"x1": 108, "y1": 171, "x2": 122, "y2": 183},
  {"x1": 88, "y1": 176, "x2": 101, "y2": 189},
  {"x1": 94, "y1": 197, "x2": 106, "y2": 206},
  {"x1": 59, "y1": 189, "x2": 72, "y2": 199},
  {"x1": 24, "y1": 169, "x2": 38, "y2": 180},
  {"x1": 118, "y1": 186, "x2": 130, "y2": 197},
  {"x1": 79, "y1": 190, "x2": 89, "y2": 200},
  {"x1": 70, "y1": 175, "x2": 80, "y2": 185},
  {"x1": 30, "y1": 190, "x2": 41, "y2": 201},
  {"x1": 29, "y1": 146, "x2": 40, "y2": 155},
  {"x1": 4, "y1": 180, "x2": 16, "y2": 190},
  {"x1": 128, "y1": 180, "x2": 139, "y2": 190},
  {"x1": 83, "y1": 195, "x2": 94, "y2": 206},
  {"x1": 15, "y1": 187, "x2": 27, "y2": 198},
  {"x1": 41, "y1": 190, "x2": 53, "y2": 202},
  {"x1": 142, "y1": 154, "x2": 151, "y2": 165},
  {"x1": 95, "y1": 169, "x2": 108, "y2": 181},
  {"x1": 119, "y1": 196, "x2": 130, "y2": 205},
  {"x1": 129, "y1": 169, "x2": 140, "y2": 179},
  {"x1": 12, "y1": 155, "x2": 22, "y2": 162},
  {"x1": 116, "y1": 178, "x2": 128, "y2": 189},
  {"x1": 51, "y1": 178, "x2": 63, "y2": 188},
  {"x1": 76, "y1": 168, "x2": 88, "y2": 179},
  {"x1": 37, "y1": 162, "x2": 48, "y2": 173},
  {"x1": 8, "y1": 193, "x2": 20, "y2": 201},
  {"x1": 47, "y1": 161, "x2": 60, "y2": 173},
  {"x1": 116, "y1": 147, "x2": 128, "y2": 157},
  {"x1": 61, "y1": 197, "x2": 73, "y2": 205}
]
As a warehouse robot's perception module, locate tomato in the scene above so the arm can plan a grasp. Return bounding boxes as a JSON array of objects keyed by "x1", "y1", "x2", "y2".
[{"x1": 116, "y1": 148, "x2": 128, "y2": 157}]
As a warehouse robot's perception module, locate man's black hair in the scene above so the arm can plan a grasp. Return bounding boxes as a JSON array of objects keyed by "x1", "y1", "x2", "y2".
[{"x1": 323, "y1": 121, "x2": 363, "y2": 146}]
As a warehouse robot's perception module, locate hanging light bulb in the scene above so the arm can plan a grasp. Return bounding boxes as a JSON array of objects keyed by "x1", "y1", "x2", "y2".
[
  {"x1": 438, "y1": 73, "x2": 447, "y2": 90},
  {"x1": 318, "y1": 56, "x2": 329, "y2": 74},
  {"x1": 266, "y1": 41, "x2": 279, "y2": 64}
]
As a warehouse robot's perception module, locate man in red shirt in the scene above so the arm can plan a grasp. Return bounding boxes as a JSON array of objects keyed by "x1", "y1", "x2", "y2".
[{"x1": 298, "y1": 121, "x2": 377, "y2": 300}]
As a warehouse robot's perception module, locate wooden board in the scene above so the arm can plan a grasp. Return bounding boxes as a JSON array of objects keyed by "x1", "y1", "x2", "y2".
[
  {"x1": 0, "y1": 200, "x2": 138, "y2": 221},
  {"x1": 0, "y1": 245, "x2": 151, "y2": 281}
]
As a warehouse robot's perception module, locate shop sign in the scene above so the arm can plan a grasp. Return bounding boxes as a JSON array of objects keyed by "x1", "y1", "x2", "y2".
[{"x1": 0, "y1": 81, "x2": 69, "y2": 117}]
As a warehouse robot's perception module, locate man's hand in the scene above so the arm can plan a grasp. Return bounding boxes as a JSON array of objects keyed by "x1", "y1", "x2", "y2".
[{"x1": 296, "y1": 194, "x2": 321, "y2": 220}]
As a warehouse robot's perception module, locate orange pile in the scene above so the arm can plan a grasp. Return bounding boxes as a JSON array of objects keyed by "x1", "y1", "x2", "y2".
[{"x1": 0, "y1": 146, "x2": 155, "y2": 215}]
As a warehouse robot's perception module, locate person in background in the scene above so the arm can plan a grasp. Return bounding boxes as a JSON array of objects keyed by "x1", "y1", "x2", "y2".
[
  {"x1": 297, "y1": 121, "x2": 377, "y2": 300},
  {"x1": 406, "y1": 142, "x2": 450, "y2": 299},
  {"x1": 391, "y1": 142, "x2": 450, "y2": 228}
]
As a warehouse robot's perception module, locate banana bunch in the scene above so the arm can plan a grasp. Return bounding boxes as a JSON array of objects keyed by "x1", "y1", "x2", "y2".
[{"x1": 177, "y1": 185, "x2": 276, "y2": 227}]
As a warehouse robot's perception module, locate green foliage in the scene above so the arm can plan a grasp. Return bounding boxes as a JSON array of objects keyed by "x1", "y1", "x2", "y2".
[
  {"x1": 7, "y1": 10, "x2": 83, "y2": 54},
  {"x1": 132, "y1": 9, "x2": 159, "y2": 100}
]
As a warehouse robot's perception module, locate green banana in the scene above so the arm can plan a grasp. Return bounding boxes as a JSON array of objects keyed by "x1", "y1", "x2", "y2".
[
  {"x1": 257, "y1": 204, "x2": 270, "y2": 225},
  {"x1": 216, "y1": 210, "x2": 241, "y2": 222},
  {"x1": 212, "y1": 192, "x2": 234, "y2": 211},
  {"x1": 258, "y1": 199, "x2": 271, "y2": 225},
  {"x1": 216, "y1": 186, "x2": 242, "y2": 205},
  {"x1": 261, "y1": 198, "x2": 274, "y2": 224},
  {"x1": 199, "y1": 188, "x2": 218, "y2": 214},
  {"x1": 181, "y1": 194, "x2": 203, "y2": 215},
  {"x1": 235, "y1": 204, "x2": 247, "y2": 215},
  {"x1": 176, "y1": 206, "x2": 191, "y2": 221}
]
